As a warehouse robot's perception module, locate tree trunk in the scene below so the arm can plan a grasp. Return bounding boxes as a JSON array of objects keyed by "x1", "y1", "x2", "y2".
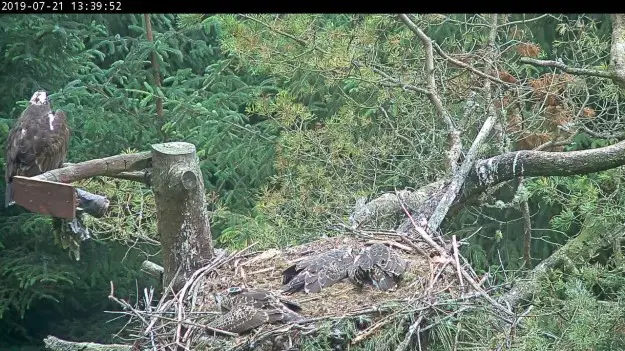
[{"x1": 151, "y1": 142, "x2": 213, "y2": 292}]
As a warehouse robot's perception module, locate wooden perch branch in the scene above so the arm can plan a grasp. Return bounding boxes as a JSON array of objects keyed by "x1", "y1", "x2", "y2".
[
  {"x1": 19, "y1": 152, "x2": 152, "y2": 218},
  {"x1": 63, "y1": 162, "x2": 152, "y2": 185},
  {"x1": 40, "y1": 152, "x2": 151, "y2": 184}
]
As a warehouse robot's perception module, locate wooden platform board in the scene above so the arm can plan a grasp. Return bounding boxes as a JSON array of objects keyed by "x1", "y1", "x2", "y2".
[{"x1": 11, "y1": 176, "x2": 76, "y2": 219}]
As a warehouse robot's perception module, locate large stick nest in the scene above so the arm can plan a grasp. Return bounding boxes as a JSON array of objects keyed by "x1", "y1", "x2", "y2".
[{"x1": 111, "y1": 232, "x2": 512, "y2": 351}]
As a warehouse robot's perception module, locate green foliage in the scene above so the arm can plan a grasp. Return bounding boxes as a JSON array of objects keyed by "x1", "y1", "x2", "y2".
[
  {"x1": 2, "y1": 12, "x2": 625, "y2": 350},
  {"x1": 0, "y1": 13, "x2": 276, "y2": 345},
  {"x1": 516, "y1": 273, "x2": 625, "y2": 350}
]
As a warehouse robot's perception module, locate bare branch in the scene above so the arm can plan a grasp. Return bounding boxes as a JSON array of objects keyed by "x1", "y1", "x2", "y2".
[
  {"x1": 397, "y1": 14, "x2": 462, "y2": 173},
  {"x1": 610, "y1": 14, "x2": 625, "y2": 87},
  {"x1": 352, "y1": 121, "x2": 625, "y2": 231},
  {"x1": 425, "y1": 14, "x2": 500, "y2": 232},
  {"x1": 432, "y1": 42, "x2": 509, "y2": 86},
  {"x1": 470, "y1": 138, "x2": 625, "y2": 191},
  {"x1": 44, "y1": 335, "x2": 132, "y2": 351},
  {"x1": 518, "y1": 15, "x2": 625, "y2": 88},
  {"x1": 352, "y1": 60, "x2": 429, "y2": 94},
  {"x1": 519, "y1": 57, "x2": 615, "y2": 80}
]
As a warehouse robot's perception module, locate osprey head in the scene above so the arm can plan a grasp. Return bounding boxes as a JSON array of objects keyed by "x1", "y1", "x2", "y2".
[{"x1": 29, "y1": 90, "x2": 49, "y2": 106}]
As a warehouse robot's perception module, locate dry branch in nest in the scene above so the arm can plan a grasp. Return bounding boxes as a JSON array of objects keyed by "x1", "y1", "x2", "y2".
[{"x1": 105, "y1": 230, "x2": 518, "y2": 351}]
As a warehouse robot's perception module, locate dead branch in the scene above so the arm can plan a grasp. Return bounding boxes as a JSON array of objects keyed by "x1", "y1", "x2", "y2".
[
  {"x1": 610, "y1": 14, "x2": 625, "y2": 87},
  {"x1": 352, "y1": 138, "x2": 625, "y2": 231},
  {"x1": 399, "y1": 14, "x2": 501, "y2": 233},
  {"x1": 397, "y1": 14, "x2": 463, "y2": 173},
  {"x1": 43, "y1": 335, "x2": 132, "y2": 351},
  {"x1": 141, "y1": 259, "x2": 164, "y2": 279},
  {"x1": 519, "y1": 57, "x2": 614, "y2": 80}
]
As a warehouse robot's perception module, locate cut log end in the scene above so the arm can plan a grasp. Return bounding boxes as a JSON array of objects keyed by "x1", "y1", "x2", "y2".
[{"x1": 151, "y1": 142, "x2": 197, "y2": 156}]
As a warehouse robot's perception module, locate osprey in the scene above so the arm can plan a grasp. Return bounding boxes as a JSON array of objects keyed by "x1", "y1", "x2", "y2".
[
  {"x1": 5, "y1": 91, "x2": 70, "y2": 207},
  {"x1": 348, "y1": 243, "x2": 408, "y2": 291},
  {"x1": 281, "y1": 247, "x2": 355, "y2": 294},
  {"x1": 214, "y1": 287, "x2": 302, "y2": 314},
  {"x1": 208, "y1": 287, "x2": 303, "y2": 334}
]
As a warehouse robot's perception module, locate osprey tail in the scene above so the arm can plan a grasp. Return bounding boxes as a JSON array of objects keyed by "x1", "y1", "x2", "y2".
[{"x1": 5, "y1": 181, "x2": 13, "y2": 208}]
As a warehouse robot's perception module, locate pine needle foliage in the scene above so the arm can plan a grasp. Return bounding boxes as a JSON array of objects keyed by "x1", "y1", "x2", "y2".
[{"x1": 0, "y1": 13, "x2": 275, "y2": 344}]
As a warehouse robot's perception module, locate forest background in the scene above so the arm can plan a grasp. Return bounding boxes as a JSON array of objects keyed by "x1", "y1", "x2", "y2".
[{"x1": 1, "y1": 13, "x2": 624, "y2": 351}]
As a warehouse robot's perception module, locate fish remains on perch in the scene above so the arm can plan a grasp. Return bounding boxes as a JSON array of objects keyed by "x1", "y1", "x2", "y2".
[{"x1": 208, "y1": 287, "x2": 303, "y2": 334}]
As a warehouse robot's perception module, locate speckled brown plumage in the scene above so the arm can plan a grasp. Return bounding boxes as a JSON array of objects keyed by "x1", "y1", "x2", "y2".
[
  {"x1": 207, "y1": 304, "x2": 286, "y2": 334},
  {"x1": 5, "y1": 91, "x2": 70, "y2": 207},
  {"x1": 281, "y1": 247, "x2": 355, "y2": 294},
  {"x1": 348, "y1": 243, "x2": 407, "y2": 291},
  {"x1": 214, "y1": 287, "x2": 301, "y2": 314},
  {"x1": 208, "y1": 287, "x2": 303, "y2": 334}
]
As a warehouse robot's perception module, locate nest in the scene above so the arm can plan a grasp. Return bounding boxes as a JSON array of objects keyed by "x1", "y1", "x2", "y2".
[{"x1": 110, "y1": 231, "x2": 511, "y2": 351}]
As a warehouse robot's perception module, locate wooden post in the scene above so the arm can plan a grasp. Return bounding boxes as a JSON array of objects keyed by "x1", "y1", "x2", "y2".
[{"x1": 151, "y1": 142, "x2": 213, "y2": 291}]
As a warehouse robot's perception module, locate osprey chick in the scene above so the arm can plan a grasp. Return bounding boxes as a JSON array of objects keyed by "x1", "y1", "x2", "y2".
[
  {"x1": 209, "y1": 287, "x2": 303, "y2": 334},
  {"x1": 214, "y1": 287, "x2": 302, "y2": 314},
  {"x1": 5, "y1": 90, "x2": 70, "y2": 207},
  {"x1": 281, "y1": 247, "x2": 355, "y2": 294},
  {"x1": 348, "y1": 243, "x2": 408, "y2": 291}
]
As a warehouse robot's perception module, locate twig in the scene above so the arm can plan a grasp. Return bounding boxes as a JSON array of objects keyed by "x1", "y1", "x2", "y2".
[
  {"x1": 452, "y1": 235, "x2": 465, "y2": 292},
  {"x1": 397, "y1": 196, "x2": 446, "y2": 254},
  {"x1": 396, "y1": 314, "x2": 424, "y2": 351},
  {"x1": 519, "y1": 57, "x2": 615, "y2": 80},
  {"x1": 237, "y1": 13, "x2": 329, "y2": 55}
]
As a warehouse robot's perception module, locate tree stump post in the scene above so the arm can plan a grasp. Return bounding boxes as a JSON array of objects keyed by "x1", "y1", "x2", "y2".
[{"x1": 151, "y1": 142, "x2": 213, "y2": 291}]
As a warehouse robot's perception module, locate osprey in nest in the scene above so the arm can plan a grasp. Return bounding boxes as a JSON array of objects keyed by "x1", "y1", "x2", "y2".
[
  {"x1": 208, "y1": 287, "x2": 303, "y2": 334},
  {"x1": 281, "y1": 244, "x2": 408, "y2": 294},
  {"x1": 281, "y1": 247, "x2": 356, "y2": 294},
  {"x1": 5, "y1": 90, "x2": 70, "y2": 207},
  {"x1": 348, "y1": 243, "x2": 408, "y2": 291}
]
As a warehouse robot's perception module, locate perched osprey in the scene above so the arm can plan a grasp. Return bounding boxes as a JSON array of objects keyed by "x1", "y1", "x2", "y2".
[
  {"x1": 281, "y1": 247, "x2": 355, "y2": 294},
  {"x1": 348, "y1": 243, "x2": 408, "y2": 291},
  {"x1": 5, "y1": 90, "x2": 70, "y2": 207},
  {"x1": 208, "y1": 287, "x2": 303, "y2": 334}
]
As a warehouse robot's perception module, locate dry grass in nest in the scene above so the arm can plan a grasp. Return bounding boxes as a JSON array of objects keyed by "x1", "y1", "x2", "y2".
[
  {"x1": 109, "y1": 231, "x2": 508, "y2": 350},
  {"x1": 204, "y1": 235, "x2": 450, "y2": 318}
]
